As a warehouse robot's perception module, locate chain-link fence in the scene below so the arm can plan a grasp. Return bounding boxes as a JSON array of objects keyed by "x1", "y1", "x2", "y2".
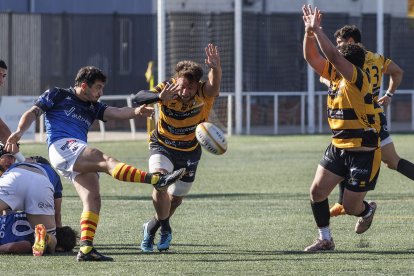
[{"x1": 1, "y1": 12, "x2": 413, "y2": 134}]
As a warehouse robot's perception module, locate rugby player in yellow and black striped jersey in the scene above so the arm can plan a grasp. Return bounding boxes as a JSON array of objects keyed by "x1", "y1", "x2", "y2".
[
  {"x1": 132, "y1": 44, "x2": 222, "y2": 252},
  {"x1": 320, "y1": 61, "x2": 378, "y2": 148},
  {"x1": 329, "y1": 25, "x2": 413, "y2": 218},
  {"x1": 302, "y1": 5, "x2": 381, "y2": 252},
  {"x1": 148, "y1": 77, "x2": 215, "y2": 152}
]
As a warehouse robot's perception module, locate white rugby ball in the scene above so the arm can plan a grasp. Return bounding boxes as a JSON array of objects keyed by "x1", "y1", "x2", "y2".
[{"x1": 195, "y1": 122, "x2": 227, "y2": 155}]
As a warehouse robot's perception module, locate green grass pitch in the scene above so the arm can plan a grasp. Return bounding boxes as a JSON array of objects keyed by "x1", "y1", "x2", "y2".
[{"x1": 2, "y1": 134, "x2": 414, "y2": 275}]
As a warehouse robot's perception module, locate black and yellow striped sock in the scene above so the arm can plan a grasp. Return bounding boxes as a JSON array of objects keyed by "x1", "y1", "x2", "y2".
[{"x1": 111, "y1": 162, "x2": 159, "y2": 184}]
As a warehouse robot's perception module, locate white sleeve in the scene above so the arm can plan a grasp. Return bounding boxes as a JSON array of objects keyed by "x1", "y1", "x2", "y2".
[{"x1": 14, "y1": 152, "x2": 25, "y2": 162}]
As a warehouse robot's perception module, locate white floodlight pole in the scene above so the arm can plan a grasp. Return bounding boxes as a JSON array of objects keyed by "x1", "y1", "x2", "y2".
[
  {"x1": 30, "y1": 0, "x2": 35, "y2": 13},
  {"x1": 376, "y1": 0, "x2": 390, "y2": 128},
  {"x1": 157, "y1": 0, "x2": 166, "y2": 85},
  {"x1": 235, "y1": 0, "x2": 243, "y2": 135},
  {"x1": 156, "y1": 0, "x2": 166, "y2": 122},
  {"x1": 377, "y1": 0, "x2": 384, "y2": 55},
  {"x1": 307, "y1": 0, "x2": 315, "y2": 134}
]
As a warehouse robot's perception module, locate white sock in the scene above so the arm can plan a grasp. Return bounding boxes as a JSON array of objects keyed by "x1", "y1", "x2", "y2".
[{"x1": 318, "y1": 226, "x2": 331, "y2": 240}]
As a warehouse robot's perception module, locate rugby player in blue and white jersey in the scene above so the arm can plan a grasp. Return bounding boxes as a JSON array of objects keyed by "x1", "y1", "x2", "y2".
[
  {"x1": 0, "y1": 146, "x2": 65, "y2": 255},
  {"x1": 0, "y1": 211, "x2": 33, "y2": 253},
  {"x1": 0, "y1": 211, "x2": 77, "y2": 254},
  {"x1": 5, "y1": 66, "x2": 185, "y2": 261}
]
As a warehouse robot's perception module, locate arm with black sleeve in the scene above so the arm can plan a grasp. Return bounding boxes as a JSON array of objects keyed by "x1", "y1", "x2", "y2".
[{"x1": 132, "y1": 90, "x2": 160, "y2": 105}]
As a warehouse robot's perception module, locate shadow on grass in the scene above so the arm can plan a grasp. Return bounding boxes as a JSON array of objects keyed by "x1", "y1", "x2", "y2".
[
  {"x1": 62, "y1": 191, "x2": 414, "y2": 202},
  {"x1": 68, "y1": 249, "x2": 414, "y2": 263},
  {"x1": 84, "y1": 242, "x2": 414, "y2": 259},
  {"x1": 95, "y1": 243, "x2": 224, "y2": 249},
  {"x1": 9, "y1": 247, "x2": 414, "y2": 261},
  {"x1": 54, "y1": 251, "x2": 78, "y2": 257},
  {"x1": 63, "y1": 193, "x2": 308, "y2": 201}
]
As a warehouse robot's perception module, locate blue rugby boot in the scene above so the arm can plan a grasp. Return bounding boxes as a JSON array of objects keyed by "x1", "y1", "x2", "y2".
[
  {"x1": 140, "y1": 222, "x2": 155, "y2": 252},
  {"x1": 157, "y1": 231, "x2": 172, "y2": 251}
]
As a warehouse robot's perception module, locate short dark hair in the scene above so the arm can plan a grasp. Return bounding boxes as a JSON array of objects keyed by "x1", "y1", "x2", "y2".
[
  {"x1": 0, "y1": 143, "x2": 14, "y2": 174},
  {"x1": 334, "y1": 25, "x2": 362, "y2": 43},
  {"x1": 29, "y1": 155, "x2": 51, "y2": 166},
  {"x1": 175, "y1": 61, "x2": 204, "y2": 83},
  {"x1": 0, "y1": 60, "x2": 7, "y2": 70},
  {"x1": 0, "y1": 143, "x2": 13, "y2": 158},
  {"x1": 56, "y1": 226, "x2": 78, "y2": 252},
  {"x1": 74, "y1": 66, "x2": 106, "y2": 87},
  {"x1": 337, "y1": 43, "x2": 366, "y2": 69}
]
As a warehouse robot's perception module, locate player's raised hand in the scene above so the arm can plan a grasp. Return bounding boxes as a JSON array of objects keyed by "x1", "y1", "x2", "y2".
[
  {"x1": 205, "y1": 44, "x2": 220, "y2": 69},
  {"x1": 5, "y1": 131, "x2": 22, "y2": 153},
  {"x1": 309, "y1": 6, "x2": 322, "y2": 31},
  {"x1": 302, "y1": 4, "x2": 312, "y2": 24},
  {"x1": 302, "y1": 5, "x2": 322, "y2": 33},
  {"x1": 159, "y1": 82, "x2": 180, "y2": 101}
]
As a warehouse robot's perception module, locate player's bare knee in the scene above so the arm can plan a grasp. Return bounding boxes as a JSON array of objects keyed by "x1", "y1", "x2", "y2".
[
  {"x1": 309, "y1": 185, "x2": 325, "y2": 202},
  {"x1": 152, "y1": 189, "x2": 169, "y2": 201},
  {"x1": 86, "y1": 147, "x2": 102, "y2": 157},
  {"x1": 381, "y1": 148, "x2": 400, "y2": 170},
  {"x1": 170, "y1": 196, "x2": 183, "y2": 209},
  {"x1": 382, "y1": 158, "x2": 398, "y2": 170},
  {"x1": 386, "y1": 162, "x2": 397, "y2": 170}
]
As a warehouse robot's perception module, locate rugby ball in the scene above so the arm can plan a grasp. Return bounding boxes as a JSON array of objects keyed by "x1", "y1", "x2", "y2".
[{"x1": 195, "y1": 122, "x2": 227, "y2": 155}]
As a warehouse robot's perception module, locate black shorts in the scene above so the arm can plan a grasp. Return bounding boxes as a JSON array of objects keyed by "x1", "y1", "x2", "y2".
[
  {"x1": 319, "y1": 144, "x2": 381, "y2": 192},
  {"x1": 149, "y1": 138, "x2": 202, "y2": 183}
]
